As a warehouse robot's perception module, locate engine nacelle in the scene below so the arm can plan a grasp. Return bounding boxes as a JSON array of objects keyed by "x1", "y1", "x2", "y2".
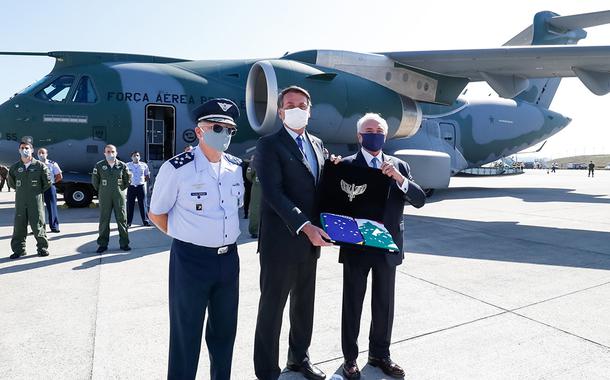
[{"x1": 245, "y1": 59, "x2": 422, "y2": 142}]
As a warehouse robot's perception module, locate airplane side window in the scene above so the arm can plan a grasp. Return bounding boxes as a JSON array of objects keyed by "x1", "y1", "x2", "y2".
[
  {"x1": 35, "y1": 75, "x2": 75, "y2": 102},
  {"x1": 72, "y1": 76, "x2": 98, "y2": 103}
]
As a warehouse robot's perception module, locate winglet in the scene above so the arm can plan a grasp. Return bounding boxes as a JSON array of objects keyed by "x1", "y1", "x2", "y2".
[{"x1": 504, "y1": 10, "x2": 610, "y2": 46}]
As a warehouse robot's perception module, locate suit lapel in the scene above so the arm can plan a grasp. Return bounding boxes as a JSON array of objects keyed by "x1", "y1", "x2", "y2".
[
  {"x1": 279, "y1": 127, "x2": 315, "y2": 178},
  {"x1": 354, "y1": 151, "x2": 369, "y2": 168}
]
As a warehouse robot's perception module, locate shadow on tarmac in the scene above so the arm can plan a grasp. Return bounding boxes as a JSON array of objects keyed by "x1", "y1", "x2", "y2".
[
  {"x1": 405, "y1": 215, "x2": 610, "y2": 270},
  {"x1": 426, "y1": 187, "x2": 610, "y2": 204},
  {"x1": 0, "y1": 228, "x2": 171, "y2": 275}
]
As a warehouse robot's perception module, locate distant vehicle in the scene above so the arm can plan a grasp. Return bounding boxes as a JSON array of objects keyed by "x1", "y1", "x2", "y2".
[{"x1": 566, "y1": 163, "x2": 587, "y2": 169}]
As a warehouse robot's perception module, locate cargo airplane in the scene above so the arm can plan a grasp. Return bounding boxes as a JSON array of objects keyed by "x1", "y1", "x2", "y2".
[{"x1": 1, "y1": 10, "x2": 610, "y2": 206}]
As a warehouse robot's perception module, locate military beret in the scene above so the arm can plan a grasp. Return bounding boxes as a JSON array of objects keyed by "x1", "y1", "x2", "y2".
[{"x1": 192, "y1": 98, "x2": 239, "y2": 126}]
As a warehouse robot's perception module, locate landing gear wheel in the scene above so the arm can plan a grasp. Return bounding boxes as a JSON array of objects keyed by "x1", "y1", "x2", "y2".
[{"x1": 65, "y1": 184, "x2": 94, "y2": 208}]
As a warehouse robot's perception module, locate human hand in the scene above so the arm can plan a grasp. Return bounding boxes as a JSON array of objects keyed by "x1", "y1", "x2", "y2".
[
  {"x1": 330, "y1": 154, "x2": 342, "y2": 165},
  {"x1": 381, "y1": 161, "x2": 405, "y2": 185},
  {"x1": 302, "y1": 223, "x2": 333, "y2": 247}
]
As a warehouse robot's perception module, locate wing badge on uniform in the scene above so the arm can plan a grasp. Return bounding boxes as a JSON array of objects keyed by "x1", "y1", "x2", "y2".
[{"x1": 340, "y1": 179, "x2": 367, "y2": 202}]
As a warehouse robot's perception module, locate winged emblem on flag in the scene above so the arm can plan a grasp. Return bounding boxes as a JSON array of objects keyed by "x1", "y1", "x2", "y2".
[{"x1": 341, "y1": 180, "x2": 367, "y2": 202}]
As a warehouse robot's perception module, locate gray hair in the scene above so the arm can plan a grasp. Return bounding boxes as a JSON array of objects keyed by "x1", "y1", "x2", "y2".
[{"x1": 356, "y1": 113, "x2": 388, "y2": 134}]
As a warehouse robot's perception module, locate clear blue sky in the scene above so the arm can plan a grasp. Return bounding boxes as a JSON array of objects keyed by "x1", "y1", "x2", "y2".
[{"x1": 1, "y1": 0, "x2": 609, "y2": 158}]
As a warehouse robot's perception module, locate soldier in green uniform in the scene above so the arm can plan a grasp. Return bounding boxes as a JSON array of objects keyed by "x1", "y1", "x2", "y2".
[
  {"x1": 245, "y1": 154, "x2": 261, "y2": 238},
  {"x1": 8, "y1": 140, "x2": 52, "y2": 259},
  {"x1": 92, "y1": 144, "x2": 131, "y2": 253}
]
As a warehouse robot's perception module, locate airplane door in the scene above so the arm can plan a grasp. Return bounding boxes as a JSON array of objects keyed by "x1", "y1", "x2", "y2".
[
  {"x1": 145, "y1": 104, "x2": 176, "y2": 183},
  {"x1": 439, "y1": 122, "x2": 456, "y2": 149}
]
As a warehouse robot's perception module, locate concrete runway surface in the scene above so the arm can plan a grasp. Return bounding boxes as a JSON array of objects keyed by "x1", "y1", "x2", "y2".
[{"x1": 1, "y1": 169, "x2": 609, "y2": 379}]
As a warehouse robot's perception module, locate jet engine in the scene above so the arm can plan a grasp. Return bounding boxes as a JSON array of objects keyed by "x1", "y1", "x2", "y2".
[{"x1": 245, "y1": 59, "x2": 422, "y2": 143}]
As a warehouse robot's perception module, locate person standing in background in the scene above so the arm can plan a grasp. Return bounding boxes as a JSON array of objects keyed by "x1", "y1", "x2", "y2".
[
  {"x1": 37, "y1": 148, "x2": 62, "y2": 233},
  {"x1": 92, "y1": 144, "x2": 131, "y2": 253},
  {"x1": 0, "y1": 164, "x2": 10, "y2": 192},
  {"x1": 126, "y1": 151, "x2": 151, "y2": 227},
  {"x1": 8, "y1": 140, "x2": 51, "y2": 259}
]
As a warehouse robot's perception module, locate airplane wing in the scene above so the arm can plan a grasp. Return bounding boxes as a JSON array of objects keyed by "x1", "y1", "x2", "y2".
[
  {"x1": 383, "y1": 45, "x2": 610, "y2": 97},
  {"x1": 0, "y1": 51, "x2": 188, "y2": 69},
  {"x1": 504, "y1": 10, "x2": 610, "y2": 46}
]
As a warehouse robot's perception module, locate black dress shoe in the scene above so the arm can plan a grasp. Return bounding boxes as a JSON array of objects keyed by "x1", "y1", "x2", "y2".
[
  {"x1": 250, "y1": 233, "x2": 258, "y2": 238},
  {"x1": 286, "y1": 359, "x2": 326, "y2": 380},
  {"x1": 143, "y1": 221, "x2": 151, "y2": 226},
  {"x1": 96, "y1": 246, "x2": 108, "y2": 253},
  {"x1": 120, "y1": 245, "x2": 132, "y2": 251},
  {"x1": 368, "y1": 356, "x2": 405, "y2": 378},
  {"x1": 342, "y1": 359, "x2": 361, "y2": 379},
  {"x1": 37, "y1": 249, "x2": 50, "y2": 257},
  {"x1": 9, "y1": 251, "x2": 26, "y2": 259},
  {"x1": 50, "y1": 229, "x2": 60, "y2": 233}
]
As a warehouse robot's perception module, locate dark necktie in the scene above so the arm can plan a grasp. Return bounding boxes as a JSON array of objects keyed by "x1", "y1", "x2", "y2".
[{"x1": 296, "y1": 135, "x2": 307, "y2": 160}]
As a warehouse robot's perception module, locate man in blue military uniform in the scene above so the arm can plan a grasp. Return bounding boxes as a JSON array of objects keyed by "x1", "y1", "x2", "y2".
[
  {"x1": 37, "y1": 147, "x2": 62, "y2": 232},
  {"x1": 126, "y1": 151, "x2": 151, "y2": 227},
  {"x1": 148, "y1": 98, "x2": 244, "y2": 380}
]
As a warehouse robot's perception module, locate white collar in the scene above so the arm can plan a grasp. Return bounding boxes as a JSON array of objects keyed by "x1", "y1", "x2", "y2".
[
  {"x1": 284, "y1": 127, "x2": 306, "y2": 142},
  {"x1": 360, "y1": 148, "x2": 383, "y2": 166}
]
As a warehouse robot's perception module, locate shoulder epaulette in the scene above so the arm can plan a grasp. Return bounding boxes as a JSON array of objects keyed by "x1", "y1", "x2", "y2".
[
  {"x1": 224, "y1": 153, "x2": 242, "y2": 166},
  {"x1": 169, "y1": 151, "x2": 195, "y2": 169}
]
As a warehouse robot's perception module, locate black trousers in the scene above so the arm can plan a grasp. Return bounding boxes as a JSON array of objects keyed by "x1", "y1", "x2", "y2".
[
  {"x1": 126, "y1": 184, "x2": 147, "y2": 224},
  {"x1": 168, "y1": 239, "x2": 239, "y2": 380},
  {"x1": 341, "y1": 258, "x2": 396, "y2": 361},
  {"x1": 254, "y1": 257, "x2": 317, "y2": 380}
]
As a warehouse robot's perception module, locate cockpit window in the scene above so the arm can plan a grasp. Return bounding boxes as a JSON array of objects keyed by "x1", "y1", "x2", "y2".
[
  {"x1": 35, "y1": 75, "x2": 75, "y2": 102},
  {"x1": 18, "y1": 75, "x2": 51, "y2": 95},
  {"x1": 72, "y1": 76, "x2": 98, "y2": 103}
]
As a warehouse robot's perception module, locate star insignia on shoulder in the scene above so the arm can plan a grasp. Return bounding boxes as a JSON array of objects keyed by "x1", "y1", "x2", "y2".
[
  {"x1": 223, "y1": 153, "x2": 242, "y2": 166},
  {"x1": 170, "y1": 151, "x2": 195, "y2": 169}
]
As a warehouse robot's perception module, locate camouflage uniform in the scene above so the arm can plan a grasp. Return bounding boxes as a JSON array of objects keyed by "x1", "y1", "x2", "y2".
[
  {"x1": 8, "y1": 159, "x2": 51, "y2": 255},
  {"x1": 92, "y1": 159, "x2": 131, "y2": 248}
]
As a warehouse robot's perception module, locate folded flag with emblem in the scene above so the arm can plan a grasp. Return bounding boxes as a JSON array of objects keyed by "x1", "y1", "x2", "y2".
[{"x1": 321, "y1": 212, "x2": 398, "y2": 253}]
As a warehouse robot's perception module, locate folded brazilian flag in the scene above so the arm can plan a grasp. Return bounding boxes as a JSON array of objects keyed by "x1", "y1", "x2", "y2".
[
  {"x1": 318, "y1": 160, "x2": 398, "y2": 254},
  {"x1": 320, "y1": 213, "x2": 399, "y2": 253}
]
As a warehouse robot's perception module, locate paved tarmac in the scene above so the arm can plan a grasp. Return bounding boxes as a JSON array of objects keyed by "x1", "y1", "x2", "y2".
[{"x1": 1, "y1": 169, "x2": 609, "y2": 379}]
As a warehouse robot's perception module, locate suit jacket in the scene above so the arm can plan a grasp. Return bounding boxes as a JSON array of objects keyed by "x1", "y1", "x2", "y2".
[
  {"x1": 338, "y1": 151, "x2": 426, "y2": 266},
  {"x1": 254, "y1": 127, "x2": 325, "y2": 264}
]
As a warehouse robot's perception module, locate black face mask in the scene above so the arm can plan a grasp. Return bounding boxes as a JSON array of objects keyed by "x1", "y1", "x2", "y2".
[{"x1": 360, "y1": 133, "x2": 385, "y2": 151}]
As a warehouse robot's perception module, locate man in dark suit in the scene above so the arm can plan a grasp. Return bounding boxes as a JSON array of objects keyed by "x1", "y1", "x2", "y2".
[
  {"x1": 339, "y1": 113, "x2": 426, "y2": 379},
  {"x1": 253, "y1": 86, "x2": 332, "y2": 380}
]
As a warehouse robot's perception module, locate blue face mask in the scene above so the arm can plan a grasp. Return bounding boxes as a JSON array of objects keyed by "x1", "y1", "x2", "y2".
[
  {"x1": 202, "y1": 128, "x2": 232, "y2": 152},
  {"x1": 360, "y1": 133, "x2": 385, "y2": 152}
]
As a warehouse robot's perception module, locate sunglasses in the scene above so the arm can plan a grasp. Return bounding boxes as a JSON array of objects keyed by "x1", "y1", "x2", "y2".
[{"x1": 212, "y1": 124, "x2": 237, "y2": 136}]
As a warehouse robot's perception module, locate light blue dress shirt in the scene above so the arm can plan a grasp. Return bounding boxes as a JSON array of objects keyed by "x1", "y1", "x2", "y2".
[
  {"x1": 42, "y1": 160, "x2": 61, "y2": 184},
  {"x1": 126, "y1": 161, "x2": 150, "y2": 186},
  {"x1": 149, "y1": 147, "x2": 244, "y2": 247}
]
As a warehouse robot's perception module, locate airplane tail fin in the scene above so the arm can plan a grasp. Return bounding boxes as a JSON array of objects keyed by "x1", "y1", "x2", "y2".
[{"x1": 504, "y1": 10, "x2": 610, "y2": 108}]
